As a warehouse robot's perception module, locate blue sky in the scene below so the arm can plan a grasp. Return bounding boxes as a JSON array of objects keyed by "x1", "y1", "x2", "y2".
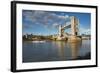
[{"x1": 22, "y1": 10, "x2": 91, "y2": 35}]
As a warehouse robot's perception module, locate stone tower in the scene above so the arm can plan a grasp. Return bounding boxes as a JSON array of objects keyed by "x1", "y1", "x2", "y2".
[{"x1": 69, "y1": 16, "x2": 80, "y2": 42}]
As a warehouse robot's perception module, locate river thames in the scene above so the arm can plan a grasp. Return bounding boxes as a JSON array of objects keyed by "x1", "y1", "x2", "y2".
[{"x1": 23, "y1": 40, "x2": 91, "y2": 63}]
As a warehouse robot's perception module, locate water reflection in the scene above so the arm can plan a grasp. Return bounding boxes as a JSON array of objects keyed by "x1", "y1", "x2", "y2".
[
  {"x1": 69, "y1": 41, "x2": 82, "y2": 60},
  {"x1": 55, "y1": 41, "x2": 67, "y2": 60}
]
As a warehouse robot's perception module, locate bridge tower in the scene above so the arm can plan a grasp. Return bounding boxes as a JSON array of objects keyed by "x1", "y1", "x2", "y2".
[
  {"x1": 58, "y1": 25, "x2": 65, "y2": 37},
  {"x1": 71, "y1": 16, "x2": 79, "y2": 36}
]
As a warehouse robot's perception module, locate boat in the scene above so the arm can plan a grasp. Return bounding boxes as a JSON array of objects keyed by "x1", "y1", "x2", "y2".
[{"x1": 32, "y1": 41, "x2": 46, "y2": 43}]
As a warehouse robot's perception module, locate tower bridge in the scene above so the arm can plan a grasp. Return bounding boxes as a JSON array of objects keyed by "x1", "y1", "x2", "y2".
[{"x1": 54, "y1": 16, "x2": 81, "y2": 42}]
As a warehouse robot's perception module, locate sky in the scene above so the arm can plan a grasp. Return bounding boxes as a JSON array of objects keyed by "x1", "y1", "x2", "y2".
[{"x1": 22, "y1": 10, "x2": 91, "y2": 36}]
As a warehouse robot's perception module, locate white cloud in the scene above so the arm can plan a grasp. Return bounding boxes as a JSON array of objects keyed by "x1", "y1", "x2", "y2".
[
  {"x1": 23, "y1": 10, "x2": 70, "y2": 29},
  {"x1": 79, "y1": 27, "x2": 91, "y2": 35},
  {"x1": 53, "y1": 23, "x2": 59, "y2": 27}
]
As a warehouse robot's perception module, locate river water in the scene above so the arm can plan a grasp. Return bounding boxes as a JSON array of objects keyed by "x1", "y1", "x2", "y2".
[{"x1": 23, "y1": 40, "x2": 91, "y2": 63}]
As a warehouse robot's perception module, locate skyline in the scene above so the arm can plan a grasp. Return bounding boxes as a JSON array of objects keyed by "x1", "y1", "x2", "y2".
[{"x1": 22, "y1": 10, "x2": 91, "y2": 36}]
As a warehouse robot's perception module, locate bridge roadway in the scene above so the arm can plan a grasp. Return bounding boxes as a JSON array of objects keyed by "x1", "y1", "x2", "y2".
[{"x1": 62, "y1": 24, "x2": 71, "y2": 30}]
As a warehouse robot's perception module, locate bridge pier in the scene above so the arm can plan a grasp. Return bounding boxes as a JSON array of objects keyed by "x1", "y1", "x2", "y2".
[{"x1": 68, "y1": 36, "x2": 81, "y2": 42}]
